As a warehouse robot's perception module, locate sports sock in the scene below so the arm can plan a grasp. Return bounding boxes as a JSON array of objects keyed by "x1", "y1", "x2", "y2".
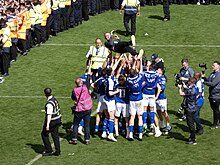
[
  {"x1": 150, "y1": 111, "x2": 155, "y2": 124},
  {"x1": 109, "y1": 118, "x2": 114, "y2": 133},
  {"x1": 103, "y1": 118, "x2": 108, "y2": 132},
  {"x1": 129, "y1": 125, "x2": 134, "y2": 133},
  {"x1": 139, "y1": 126, "x2": 143, "y2": 133},
  {"x1": 142, "y1": 111, "x2": 147, "y2": 125}
]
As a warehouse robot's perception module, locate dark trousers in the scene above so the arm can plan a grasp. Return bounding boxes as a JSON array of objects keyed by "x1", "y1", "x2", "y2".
[
  {"x1": 209, "y1": 98, "x2": 220, "y2": 126},
  {"x1": 82, "y1": 0, "x2": 89, "y2": 21},
  {"x1": 69, "y1": 5, "x2": 75, "y2": 26},
  {"x1": 186, "y1": 111, "x2": 196, "y2": 140},
  {"x1": 163, "y1": 0, "x2": 170, "y2": 19},
  {"x1": 114, "y1": 41, "x2": 138, "y2": 56},
  {"x1": 0, "y1": 51, "x2": 10, "y2": 75},
  {"x1": 60, "y1": 8, "x2": 67, "y2": 30},
  {"x1": 10, "y1": 41, "x2": 18, "y2": 61},
  {"x1": 66, "y1": 5, "x2": 71, "y2": 28},
  {"x1": 52, "y1": 10, "x2": 60, "y2": 33},
  {"x1": 32, "y1": 24, "x2": 42, "y2": 45},
  {"x1": 194, "y1": 106, "x2": 203, "y2": 131},
  {"x1": 124, "y1": 13, "x2": 136, "y2": 35},
  {"x1": 26, "y1": 29, "x2": 32, "y2": 50},
  {"x1": 41, "y1": 120, "x2": 61, "y2": 154},
  {"x1": 72, "y1": 110, "x2": 91, "y2": 141},
  {"x1": 74, "y1": 0, "x2": 83, "y2": 25},
  {"x1": 41, "y1": 26, "x2": 47, "y2": 43},
  {"x1": 18, "y1": 39, "x2": 27, "y2": 53}
]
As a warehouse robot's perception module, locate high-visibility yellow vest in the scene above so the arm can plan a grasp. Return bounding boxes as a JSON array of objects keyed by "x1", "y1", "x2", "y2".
[
  {"x1": 59, "y1": 0, "x2": 66, "y2": 8},
  {"x1": 41, "y1": 1, "x2": 48, "y2": 26},
  {"x1": 46, "y1": 0, "x2": 52, "y2": 14},
  {"x1": 0, "y1": 26, "x2": 12, "y2": 48},
  {"x1": 31, "y1": 4, "x2": 43, "y2": 25},
  {"x1": 88, "y1": 46, "x2": 108, "y2": 69},
  {"x1": 25, "y1": 10, "x2": 31, "y2": 29},
  {"x1": 17, "y1": 14, "x2": 27, "y2": 40},
  {"x1": 52, "y1": 0, "x2": 60, "y2": 10},
  {"x1": 65, "y1": 0, "x2": 71, "y2": 6},
  {"x1": 7, "y1": 18, "x2": 18, "y2": 39}
]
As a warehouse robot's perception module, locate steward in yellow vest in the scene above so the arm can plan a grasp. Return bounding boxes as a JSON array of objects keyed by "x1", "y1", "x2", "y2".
[{"x1": 0, "y1": 18, "x2": 11, "y2": 76}]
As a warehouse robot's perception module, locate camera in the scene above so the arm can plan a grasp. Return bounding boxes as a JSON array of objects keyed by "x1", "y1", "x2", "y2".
[
  {"x1": 199, "y1": 63, "x2": 207, "y2": 74},
  {"x1": 174, "y1": 73, "x2": 183, "y2": 87}
]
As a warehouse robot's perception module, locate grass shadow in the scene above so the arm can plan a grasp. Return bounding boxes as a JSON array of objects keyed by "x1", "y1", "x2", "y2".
[
  {"x1": 115, "y1": 30, "x2": 127, "y2": 36},
  {"x1": 26, "y1": 143, "x2": 45, "y2": 154},
  {"x1": 148, "y1": 15, "x2": 164, "y2": 20},
  {"x1": 166, "y1": 132, "x2": 188, "y2": 141},
  {"x1": 172, "y1": 122, "x2": 189, "y2": 132},
  {"x1": 200, "y1": 118, "x2": 212, "y2": 126}
]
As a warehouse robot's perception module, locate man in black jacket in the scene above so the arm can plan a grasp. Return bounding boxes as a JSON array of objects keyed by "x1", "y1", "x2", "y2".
[{"x1": 203, "y1": 61, "x2": 220, "y2": 129}]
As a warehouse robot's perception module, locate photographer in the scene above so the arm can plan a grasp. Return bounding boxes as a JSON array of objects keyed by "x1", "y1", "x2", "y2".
[
  {"x1": 203, "y1": 61, "x2": 220, "y2": 129},
  {"x1": 178, "y1": 77, "x2": 197, "y2": 145},
  {"x1": 176, "y1": 58, "x2": 194, "y2": 121}
]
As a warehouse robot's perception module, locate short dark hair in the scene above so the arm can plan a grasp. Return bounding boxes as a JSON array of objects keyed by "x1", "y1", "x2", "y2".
[
  {"x1": 44, "y1": 88, "x2": 52, "y2": 97},
  {"x1": 213, "y1": 61, "x2": 220, "y2": 66},
  {"x1": 181, "y1": 58, "x2": 189, "y2": 64},
  {"x1": 189, "y1": 77, "x2": 197, "y2": 84}
]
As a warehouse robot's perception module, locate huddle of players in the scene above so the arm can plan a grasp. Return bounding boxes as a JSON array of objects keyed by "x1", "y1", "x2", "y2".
[{"x1": 91, "y1": 52, "x2": 171, "y2": 142}]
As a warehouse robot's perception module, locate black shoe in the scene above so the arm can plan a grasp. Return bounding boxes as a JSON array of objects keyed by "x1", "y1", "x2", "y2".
[
  {"x1": 196, "y1": 129, "x2": 204, "y2": 135},
  {"x1": 69, "y1": 139, "x2": 77, "y2": 145},
  {"x1": 53, "y1": 152, "x2": 61, "y2": 156},
  {"x1": 125, "y1": 31, "x2": 131, "y2": 36},
  {"x1": 42, "y1": 151, "x2": 53, "y2": 156},
  {"x1": 210, "y1": 124, "x2": 219, "y2": 129},
  {"x1": 3, "y1": 73, "x2": 9, "y2": 77},
  {"x1": 185, "y1": 140, "x2": 197, "y2": 145}
]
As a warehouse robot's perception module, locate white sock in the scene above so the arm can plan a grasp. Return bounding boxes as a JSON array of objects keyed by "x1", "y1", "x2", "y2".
[{"x1": 115, "y1": 125, "x2": 119, "y2": 135}]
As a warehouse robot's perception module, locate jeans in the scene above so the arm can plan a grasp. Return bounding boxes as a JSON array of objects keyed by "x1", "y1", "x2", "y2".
[
  {"x1": 186, "y1": 111, "x2": 196, "y2": 140},
  {"x1": 72, "y1": 110, "x2": 91, "y2": 141},
  {"x1": 194, "y1": 106, "x2": 203, "y2": 131}
]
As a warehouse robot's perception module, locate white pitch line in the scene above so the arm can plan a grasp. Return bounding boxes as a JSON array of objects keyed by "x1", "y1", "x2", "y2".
[
  {"x1": 0, "y1": 96, "x2": 70, "y2": 99},
  {"x1": 44, "y1": 43, "x2": 220, "y2": 48},
  {"x1": 26, "y1": 110, "x2": 96, "y2": 165}
]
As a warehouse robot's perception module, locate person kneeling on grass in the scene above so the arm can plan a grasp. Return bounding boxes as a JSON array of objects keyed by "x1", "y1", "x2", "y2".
[{"x1": 178, "y1": 77, "x2": 198, "y2": 145}]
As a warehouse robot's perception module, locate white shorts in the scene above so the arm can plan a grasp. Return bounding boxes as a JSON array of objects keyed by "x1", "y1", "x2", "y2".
[
  {"x1": 142, "y1": 94, "x2": 156, "y2": 107},
  {"x1": 129, "y1": 100, "x2": 143, "y2": 116},
  {"x1": 104, "y1": 98, "x2": 116, "y2": 112},
  {"x1": 115, "y1": 103, "x2": 129, "y2": 118},
  {"x1": 96, "y1": 95, "x2": 107, "y2": 113},
  {"x1": 156, "y1": 99, "x2": 167, "y2": 112}
]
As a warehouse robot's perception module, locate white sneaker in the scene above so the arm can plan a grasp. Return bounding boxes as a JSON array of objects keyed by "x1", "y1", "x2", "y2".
[
  {"x1": 129, "y1": 132, "x2": 134, "y2": 140},
  {"x1": 108, "y1": 134, "x2": 117, "y2": 142},
  {"x1": 139, "y1": 133, "x2": 143, "y2": 141},
  {"x1": 165, "y1": 125, "x2": 172, "y2": 135},
  {"x1": 131, "y1": 35, "x2": 136, "y2": 47},
  {"x1": 115, "y1": 133, "x2": 119, "y2": 137},
  {"x1": 155, "y1": 130, "x2": 162, "y2": 137},
  {"x1": 138, "y1": 49, "x2": 144, "y2": 59},
  {"x1": 197, "y1": 2, "x2": 200, "y2": 5},
  {"x1": 78, "y1": 128, "x2": 84, "y2": 136},
  {"x1": 101, "y1": 132, "x2": 107, "y2": 139}
]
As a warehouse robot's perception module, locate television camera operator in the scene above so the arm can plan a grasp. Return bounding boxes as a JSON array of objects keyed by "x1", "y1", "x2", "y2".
[{"x1": 176, "y1": 58, "x2": 194, "y2": 121}]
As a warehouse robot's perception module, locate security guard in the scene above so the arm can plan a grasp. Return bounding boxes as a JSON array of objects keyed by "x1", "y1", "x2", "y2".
[
  {"x1": 41, "y1": 88, "x2": 62, "y2": 156},
  {"x1": 120, "y1": 0, "x2": 140, "y2": 47},
  {"x1": 0, "y1": 18, "x2": 12, "y2": 76},
  {"x1": 86, "y1": 38, "x2": 109, "y2": 82}
]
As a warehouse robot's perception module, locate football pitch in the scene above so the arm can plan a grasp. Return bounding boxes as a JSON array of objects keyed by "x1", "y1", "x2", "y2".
[{"x1": 1, "y1": 4, "x2": 220, "y2": 165}]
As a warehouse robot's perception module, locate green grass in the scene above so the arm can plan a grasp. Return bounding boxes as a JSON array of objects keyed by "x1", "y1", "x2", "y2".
[{"x1": 0, "y1": 4, "x2": 220, "y2": 165}]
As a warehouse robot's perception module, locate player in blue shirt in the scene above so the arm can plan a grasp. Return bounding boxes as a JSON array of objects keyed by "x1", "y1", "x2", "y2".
[
  {"x1": 142, "y1": 60, "x2": 162, "y2": 137},
  {"x1": 156, "y1": 68, "x2": 172, "y2": 135},
  {"x1": 127, "y1": 68, "x2": 144, "y2": 140},
  {"x1": 194, "y1": 72, "x2": 204, "y2": 135},
  {"x1": 103, "y1": 67, "x2": 119, "y2": 142},
  {"x1": 114, "y1": 75, "x2": 130, "y2": 138},
  {"x1": 91, "y1": 69, "x2": 107, "y2": 134}
]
